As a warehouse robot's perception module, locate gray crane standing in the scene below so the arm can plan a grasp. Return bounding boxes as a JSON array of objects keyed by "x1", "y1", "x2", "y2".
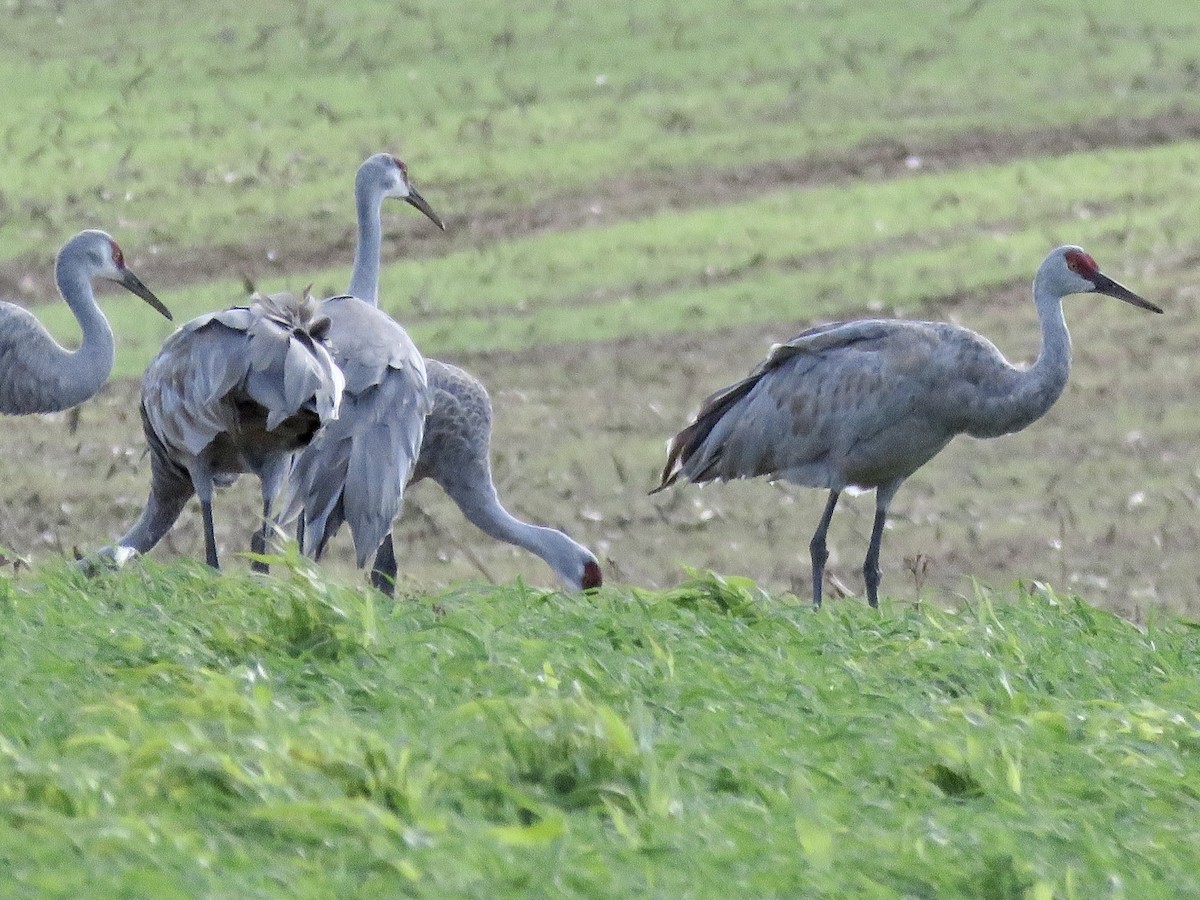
[
  {"x1": 100, "y1": 290, "x2": 344, "y2": 570},
  {"x1": 278, "y1": 154, "x2": 442, "y2": 583},
  {"x1": 278, "y1": 153, "x2": 602, "y2": 592},
  {"x1": 0, "y1": 229, "x2": 170, "y2": 415},
  {"x1": 653, "y1": 246, "x2": 1161, "y2": 608}
]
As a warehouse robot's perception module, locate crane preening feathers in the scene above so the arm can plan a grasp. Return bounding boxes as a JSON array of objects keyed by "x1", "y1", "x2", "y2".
[
  {"x1": 99, "y1": 289, "x2": 345, "y2": 571},
  {"x1": 653, "y1": 246, "x2": 1162, "y2": 608}
]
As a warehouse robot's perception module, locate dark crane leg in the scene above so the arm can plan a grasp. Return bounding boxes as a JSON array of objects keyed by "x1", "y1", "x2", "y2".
[
  {"x1": 190, "y1": 468, "x2": 221, "y2": 570},
  {"x1": 809, "y1": 490, "x2": 840, "y2": 609},
  {"x1": 250, "y1": 495, "x2": 271, "y2": 574},
  {"x1": 862, "y1": 507, "x2": 886, "y2": 609},
  {"x1": 370, "y1": 533, "x2": 397, "y2": 597},
  {"x1": 200, "y1": 499, "x2": 220, "y2": 570},
  {"x1": 862, "y1": 482, "x2": 900, "y2": 609}
]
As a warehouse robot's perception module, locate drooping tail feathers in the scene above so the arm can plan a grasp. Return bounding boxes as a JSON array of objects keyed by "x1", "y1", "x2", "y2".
[
  {"x1": 279, "y1": 369, "x2": 429, "y2": 567},
  {"x1": 651, "y1": 373, "x2": 761, "y2": 493}
]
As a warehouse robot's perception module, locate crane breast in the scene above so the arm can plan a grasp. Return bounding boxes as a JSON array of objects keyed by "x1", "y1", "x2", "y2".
[{"x1": 0, "y1": 302, "x2": 103, "y2": 415}]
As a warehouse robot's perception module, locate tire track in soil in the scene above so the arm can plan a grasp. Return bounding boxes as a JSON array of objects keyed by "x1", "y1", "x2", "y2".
[{"x1": 4, "y1": 109, "x2": 1200, "y2": 301}]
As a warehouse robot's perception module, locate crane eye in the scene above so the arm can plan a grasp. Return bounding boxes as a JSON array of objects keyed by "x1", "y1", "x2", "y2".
[{"x1": 109, "y1": 240, "x2": 125, "y2": 268}]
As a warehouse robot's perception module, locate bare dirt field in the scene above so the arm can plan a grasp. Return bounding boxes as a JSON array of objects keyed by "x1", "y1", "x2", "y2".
[{"x1": 1, "y1": 121, "x2": 1197, "y2": 618}]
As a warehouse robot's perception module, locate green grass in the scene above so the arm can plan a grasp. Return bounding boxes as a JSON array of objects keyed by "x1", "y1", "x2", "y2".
[
  {"x1": 2, "y1": 0, "x2": 1200, "y2": 261},
  {"x1": 2, "y1": 560, "x2": 1199, "y2": 896}
]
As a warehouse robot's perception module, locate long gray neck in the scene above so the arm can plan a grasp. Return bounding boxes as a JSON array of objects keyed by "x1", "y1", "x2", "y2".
[
  {"x1": 348, "y1": 181, "x2": 383, "y2": 306},
  {"x1": 54, "y1": 262, "x2": 115, "y2": 408},
  {"x1": 443, "y1": 473, "x2": 583, "y2": 587},
  {"x1": 969, "y1": 282, "x2": 1071, "y2": 438}
]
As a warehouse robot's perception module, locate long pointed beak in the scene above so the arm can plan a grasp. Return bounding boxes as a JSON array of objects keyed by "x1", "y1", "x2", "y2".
[
  {"x1": 120, "y1": 269, "x2": 173, "y2": 320},
  {"x1": 1093, "y1": 272, "x2": 1162, "y2": 313},
  {"x1": 404, "y1": 186, "x2": 446, "y2": 231}
]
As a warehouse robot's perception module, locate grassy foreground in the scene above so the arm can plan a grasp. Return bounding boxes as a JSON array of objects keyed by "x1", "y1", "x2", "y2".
[{"x1": 1, "y1": 559, "x2": 1198, "y2": 897}]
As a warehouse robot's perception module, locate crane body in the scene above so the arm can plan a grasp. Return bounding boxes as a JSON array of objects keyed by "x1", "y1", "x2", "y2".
[
  {"x1": 655, "y1": 246, "x2": 1161, "y2": 608},
  {"x1": 107, "y1": 290, "x2": 344, "y2": 569},
  {"x1": 397, "y1": 359, "x2": 603, "y2": 591}
]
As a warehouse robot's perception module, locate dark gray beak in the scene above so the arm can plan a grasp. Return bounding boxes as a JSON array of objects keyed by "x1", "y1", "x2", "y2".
[
  {"x1": 1093, "y1": 272, "x2": 1162, "y2": 314},
  {"x1": 404, "y1": 186, "x2": 446, "y2": 231},
  {"x1": 120, "y1": 269, "x2": 173, "y2": 320}
]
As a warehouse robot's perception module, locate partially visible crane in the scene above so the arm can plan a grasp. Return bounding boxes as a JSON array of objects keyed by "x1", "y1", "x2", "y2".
[
  {"x1": 0, "y1": 229, "x2": 170, "y2": 415},
  {"x1": 395, "y1": 359, "x2": 604, "y2": 591},
  {"x1": 100, "y1": 290, "x2": 344, "y2": 570},
  {"x1": 653, "y1": 245, "x2": 1161, "y2": 608},
  {"x1": 279, "y1": 154, "x2": 443, "y2": 587}
]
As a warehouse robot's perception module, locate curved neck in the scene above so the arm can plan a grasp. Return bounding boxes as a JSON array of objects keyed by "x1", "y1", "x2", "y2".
[
  {"x1": 54, "y1": 264, "x2": 115, "y2": 407},
  {"x1": 971, "y1": 283, "x2": 1072, "y2": 438},
  {"x1": 1023, "y1": 282, "x2": 1073, "y2": 419},
  {"x1": 348, "y1": 183, "x2": 383, "y2": 306},
  {"x1": 445, "y1": 475, "x2": 581, "y2": 585}
]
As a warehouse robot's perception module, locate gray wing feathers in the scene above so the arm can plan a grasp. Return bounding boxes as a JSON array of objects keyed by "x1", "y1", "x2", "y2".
[
  {"x1": 143, "y1": 325, "x2": 248, "y2": 457},
  {"x1": 285, "y1": 363, "x2": 428, "y2": 566},
  {"x1": 411, "y1": 360, "x2": 493, "y2": 487},
  {"x1": 320, "y1": 296, "x2": 428, "y2": 394},
  {"x1": 656, "y1": 319, "x2": 929, "y2": 490},
  {"x1": 279, "y1": 294, "x2": 429, "y2": 565},
  {"x1": 142, "y1": 296, "x2": 343, "y2": 461}
]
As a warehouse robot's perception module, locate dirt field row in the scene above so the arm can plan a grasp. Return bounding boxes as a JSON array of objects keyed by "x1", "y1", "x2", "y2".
[{"x1": 5, "y1": 110, "x2": 1200, "y2": 303}]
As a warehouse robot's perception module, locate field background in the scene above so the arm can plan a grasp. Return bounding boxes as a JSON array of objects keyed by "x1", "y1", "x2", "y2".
[
  {"x1": 4, "y1": 0, "x2": 1200, "y2": 616},
  {"x1": 4, "y1": 0, "x2": 1200, "y2": 895}
]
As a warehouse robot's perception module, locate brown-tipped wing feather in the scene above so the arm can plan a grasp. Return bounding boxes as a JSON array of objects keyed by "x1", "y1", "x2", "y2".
[{"x1": 652, "y1": 320, "x2": 877, "y2": 492}]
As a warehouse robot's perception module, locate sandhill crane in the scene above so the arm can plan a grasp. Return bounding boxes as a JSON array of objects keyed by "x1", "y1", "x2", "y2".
[
  {"x1": 279, "y1": 154, "x2": 443, "y2": 585},
  {"x1": 653, "y1": 245, "x2": 1161, "y2": 608},
  {"x1": 278, "y1": 154, "x2": 600, "y2": 592},
  {"x1": 0, "y1": 229, "x2": 170, "y2": 415},
  {"x1": 388, "y1": 359, "x2": 604, "y2": 590},
  {"x1": 99, "y1": 290, "x2": 344, "y2": 570}
]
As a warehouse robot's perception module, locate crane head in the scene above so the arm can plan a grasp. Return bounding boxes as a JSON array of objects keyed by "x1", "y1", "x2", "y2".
[
  {"x1": 62, "y1": 230, "x2": 172, "y2": 321},
  {"x1": 1047, "y1": 246, "x2": 1162, "y2": 314},
  {"x1": 360, "y1": 152, "x2": 447, "y2": 231},
  {"x1": 104, "y1": 237, "x2": 173, "y2": 321},
  {"x1": 582, "y1": 559, "x2": 603, "y2": 590}
]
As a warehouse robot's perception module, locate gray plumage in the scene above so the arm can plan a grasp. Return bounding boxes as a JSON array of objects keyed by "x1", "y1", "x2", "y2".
[
  {"x1": 278, "y1": 153, "x2": 443, "y2": 581},
  {"x1": 654, "y1": 245, "x2": 1162, "y2": 608},
  {"x1": 405, "y1": 359, "x2": 603, "y2": 590},
  {"x1": 108, "y1": 290, "x2": 344, "y2": 569},
  {"x1": 0, "y1": 229, "x2": 170, "y2": 415},
  {"x1": 279, "y1": 294, "x2": 431, "y2": 567}
]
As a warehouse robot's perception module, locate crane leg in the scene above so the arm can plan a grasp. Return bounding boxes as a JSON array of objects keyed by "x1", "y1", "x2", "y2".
[
  {"x1": 200, "y1": 499, "x2": 220, "y2": 570},
  {"x1": 250, "y1": 496, "x2": 270, "y2": 574},
  {"x1": 863, "y1": 489, "x2": 898, "y2": 608},
  {"x1": 370, "y1": 533, "x2": 397, "y2": 598},
  {"x1": 809, "y1": 490, "x2": 840, "y2": 609}
]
